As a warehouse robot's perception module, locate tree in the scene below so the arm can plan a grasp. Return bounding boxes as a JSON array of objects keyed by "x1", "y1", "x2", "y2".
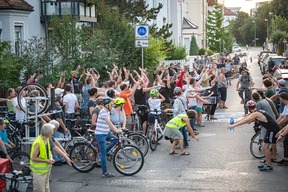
[
  {"x1": 189, "y1": 35, "x2": 199, "y2": 55},
  {"x1": 230, "y1": 11, "x2": 250, "y2": 44},
  {"x1": 167, "y1": 46, "x2": 187, "y2": 60},
  {"x1": 206, "y1": 0, "x2": 225, "y2": 52},
  {"x1": 271, "y1": 0, "x2": 288, "y2": 20}
]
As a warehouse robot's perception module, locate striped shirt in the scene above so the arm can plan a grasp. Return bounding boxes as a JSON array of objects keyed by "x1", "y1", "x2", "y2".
[{"x1": 95, "y1": 109, "x2": 110, "y2": 135}]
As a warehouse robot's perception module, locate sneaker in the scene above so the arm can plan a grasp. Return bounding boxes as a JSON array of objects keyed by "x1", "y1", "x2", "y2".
[
  {"x1": 198, "y1": 124, "x2": 205, "y2": 127},
  {"x1": 276, "y1": 159, "x2": 288, "y2": 166},
  {"x1": 259, "y1": 165, "x2": 273, "y2": 171},
  {"x1": 102, "y1": 172, "x2": 115, "y2": 178},
  {"x1": 194, "y1": 131, "x2": 199, "y2": 135},
  {"x1": 240, "y1": 100, "x2": 244, "y2": 104},
  {"x1": 258, "y1": 164, "x2": 267, "y2": 168}
]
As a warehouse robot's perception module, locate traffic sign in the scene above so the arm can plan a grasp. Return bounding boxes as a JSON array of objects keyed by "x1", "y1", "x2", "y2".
[
  {"x1": 135, "y1": 39, "x2": 149, "y2": 47},
  {"x1": 135, "y1": 25, "x2": 149, "y2": 39}
]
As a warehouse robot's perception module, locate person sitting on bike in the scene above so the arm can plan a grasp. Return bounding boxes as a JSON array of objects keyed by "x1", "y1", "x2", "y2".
[
  {"x1": 147, "y1": 89, "x2": 165, "y2": 134},
  {"x1": 110, "y1": 98, "x2": 126, "y2": 129},
  {"x1": 226, "y1": 100, "x2": 280, "y2": 171},
  {"x1": 0, "y1": 118, "x2": 14, "y2": 162},
  {"x1": 94, "y1": 98, "x2": 122, "y2": 178},
  {"x1": 163, "y1": 110, "x2": 199, "y2": 155}
]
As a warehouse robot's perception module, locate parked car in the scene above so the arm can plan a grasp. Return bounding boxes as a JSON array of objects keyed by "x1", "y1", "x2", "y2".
[
  {"x1": 233, "y1": 45, "x2": 241, "y2": 52},
  {"x1": 257, "y1": 50, "x2": 272, "y2": 65},
  {"x1": 275, "y1": 68, "x2": 288, "y2": 83},
  {"x1": 259, "y1": 53, "x2": 278, "y2": 74}
]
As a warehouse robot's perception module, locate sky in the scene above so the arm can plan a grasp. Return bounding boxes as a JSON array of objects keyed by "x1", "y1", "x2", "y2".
[{"x1": 224, "y1": 0, "x2": 256, "y2": 13}]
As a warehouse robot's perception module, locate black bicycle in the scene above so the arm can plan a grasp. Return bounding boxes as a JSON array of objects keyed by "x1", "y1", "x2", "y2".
[
  {"x1": 250, "y1": 123, "x2": 265, "y2": 159},
  {"x1": 0, "y1": 171, "x2": 33, "y2": 192}
]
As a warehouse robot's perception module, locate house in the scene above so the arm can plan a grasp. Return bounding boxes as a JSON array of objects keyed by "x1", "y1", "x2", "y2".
[
  {"x1": 223, "y1": 7, "x2": 237, "y2": 27},
  {"x1": 0, "y1": 0, "x2": 97, "y2": 54}
]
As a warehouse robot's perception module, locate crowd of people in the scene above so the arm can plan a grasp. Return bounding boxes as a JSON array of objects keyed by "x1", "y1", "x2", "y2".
[{"x1": 0, "y1": 50, "x2": 287, "y2": 191}]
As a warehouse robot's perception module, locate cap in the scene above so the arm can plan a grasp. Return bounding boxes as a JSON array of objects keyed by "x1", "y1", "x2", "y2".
[
  {"x1": 55, "y1": 88, "x2": 64, "y2": 95},
  {"x1": 278, "y1": 79, "x2": 286, "y2": 86},
  {"x1": 174, "y1": 87, "x2": 182, "y2": 93}
]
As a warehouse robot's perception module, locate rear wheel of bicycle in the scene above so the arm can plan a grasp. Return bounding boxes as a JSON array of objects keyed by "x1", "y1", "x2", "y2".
[
  {"x1": 113, "y1": 144, "x2": 144, "y2": 176},
  {"x1": 17, "y1": 83, "x2": 49, "y2": 115},
  {"x1": 10, "y1": 152, "x2": 31, "y2": 176},
  {"x1": 149, "y1": 129, "x2": 158, "y2": 151},
  {"x1": 70, "y1": 143, "x2": 97, "y2": 173},
  {"x1": 127, "y1": 133, "x2": 149, "y2": 156},
  {"x1": 250, "y1": 131, "x2": 265, "y2": 159}
]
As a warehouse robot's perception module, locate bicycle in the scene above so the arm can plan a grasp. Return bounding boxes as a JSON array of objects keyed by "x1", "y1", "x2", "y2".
[
  {"x1": 250, "y1": 123, "x2": 265, "y2": 159},
  {"x1": 69, "y1": 130, "x2": 144, "y2": 176},
  {"x1": 147, "y1": 109, "x2": 164, "y2": 151},
  {"x1": 0, "y1": 171, "x2": 33, "y2": 192}
]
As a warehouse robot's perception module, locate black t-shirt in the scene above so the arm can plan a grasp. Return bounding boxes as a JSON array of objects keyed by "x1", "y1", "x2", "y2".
[
  {"x1": 87, "y1": 100, "x2": 96, "y2": 111},
  {"x1": 258, "y1": 110, "x2": 280, "y2": 132},
  {"x1": 134, "y1": 88, "x2": 147, "y2": 105},
  {"x1": 50, "y1": 104, "x2": 66, "y2": 133},
  {"x1": 159, "y1": 86, "x2": 170, "y2": 103},
  {"x1": 70, "y1": 77, "x2": 81, "y2": 94}
]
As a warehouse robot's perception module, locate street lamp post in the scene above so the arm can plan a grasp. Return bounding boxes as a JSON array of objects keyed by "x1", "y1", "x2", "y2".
[
  {"x1": 252, "y1": 21, "x2": 256, "y2": 47},
  {"x1": 265, "y1": 18, "x2": 268, "y2": 43}
]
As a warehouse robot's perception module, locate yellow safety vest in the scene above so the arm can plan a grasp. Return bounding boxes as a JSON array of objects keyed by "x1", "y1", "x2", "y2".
[
  {"x1": 166, "y1": 114, "x2": 188, "y2": 129},
  {"x1": 30, "y1": 135, "x2": 51, "y2": 173}
]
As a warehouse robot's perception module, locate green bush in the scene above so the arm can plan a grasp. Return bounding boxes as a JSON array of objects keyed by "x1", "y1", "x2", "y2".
[
  {"x1": 189, "y1": 35, "x2": 199, "y2": 55},
  {"x1": 167, "y1": 46, "x2": 187, "y2": 60},
  {"x1": 198, "y1": 48, "x2": 206, "y2": 55},
  {"x1": 207, "y1": 49, "x2": 214, "y2": 56}
]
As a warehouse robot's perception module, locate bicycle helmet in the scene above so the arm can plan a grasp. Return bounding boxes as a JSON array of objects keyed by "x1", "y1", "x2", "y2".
[
  {"x1": 114, "y1": 98, "x2": 126, "y2": 105},
  {"x1": 102, "y1": 97, "x2": 112, "y2": 106},
  {"x1": 150, "y1": 89, "x2": 159, "y2": 97},
  {"x1": 55, "y1": 94, "x2": 62, "y2": 101},
  {"x1": 246, "y1": 100, "x2": 256, "y2": 107},
  {"x1": 107, "y1": 89, "x2": 115, "y2": 98}
]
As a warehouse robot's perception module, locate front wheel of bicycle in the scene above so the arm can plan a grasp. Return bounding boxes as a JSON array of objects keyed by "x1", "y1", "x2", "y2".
[
  {"x1": 127, "y1": 133, "x2": 149, "y2": 156},
  {"x1": 17, "y1": 83, "x2": 49, "y2": 115},
  {"x1": 10, "y1": 151, "x2": 31, "y2": 176},
  {"x1": 149, "y1": 130, "x2": 158, "y2": 151},
  {"x1": 70, "y1": 142, "x2": 97, "y2": 173},
  {"x1": 250, "y1": 131, "x2": 265, "y2": 159},
  {"x1": 113, "y1": 144, "x2": 144, "y2": 176}
]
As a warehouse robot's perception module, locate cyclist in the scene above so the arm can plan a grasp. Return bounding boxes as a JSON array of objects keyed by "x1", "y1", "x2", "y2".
[
  {"x1": 147, "y1": 89, "x2": 165, "y2": 135},
  {"x1": 163, "y1": 110, "x2": 199, "y2": 155},
  {"x1": 0, "y1": 118, "x2": 14, "y2": 162},
  {"x1": 94, "y1": 98, "x2": 122, "y2": 178},
  {"x1": 227, "y1": 100, "x2": 280, "y2": 171},
  {"x1": 110, "y1": 98, "x2": 126, "y2": 129}
]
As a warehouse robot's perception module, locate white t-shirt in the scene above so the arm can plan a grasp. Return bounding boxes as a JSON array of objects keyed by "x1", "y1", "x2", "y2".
[
  {"x1": 281, "y1": 105, "x2": 288, "y2": 116},
  {"x1": 63, "y1": 93, "x2": 78, "y2": 114},
  {"x1": 148, "y1": 98, "x2": 161, "y2": 114},
  {"x1": 185, "y1": 85, "x2": 197, "y2": 107},
  {"x1": 12, "y1": 97, "x2": 26, "y2": 122}
]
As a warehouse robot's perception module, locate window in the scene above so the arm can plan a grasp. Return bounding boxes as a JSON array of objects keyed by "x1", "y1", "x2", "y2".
[{"x1": 14, "y1": 25, "x2": 23, "y2": 56}]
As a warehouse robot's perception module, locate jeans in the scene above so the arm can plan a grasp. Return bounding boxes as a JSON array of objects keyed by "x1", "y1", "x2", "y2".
[
  {"x1": 52, "y1": 131, "x2": 65, "y2": 162},
  {"x1": 179, "y1": 126, "x2": 189, "y2": 147},
  {"x1": 188, "y1": 106, "x2": 196, "y2": 128},
  {"x1": 95, "y1": 132, "x2": 118, "y2": 174}
]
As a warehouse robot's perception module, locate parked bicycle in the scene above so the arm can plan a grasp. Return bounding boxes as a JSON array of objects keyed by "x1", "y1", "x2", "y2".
[
  {"x1": 0, "y1": 171, "x2": 33, "y2": 192},
  {"x1": 250, "y1": 122, "x2": 265, "y2": 159}
]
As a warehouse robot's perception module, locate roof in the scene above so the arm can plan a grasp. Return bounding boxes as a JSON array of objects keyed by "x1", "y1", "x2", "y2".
[
  {"x1": 208, "y1": 0, "x2": 216, "y2": 6},
  {"x1": 223, "y1": 7, "x2": 236, "y2": 16},
  {"x1": 0, "y1": 0, "x2": 33, "y2": 11},
  {"x1": 182, "y1": 17, "x2": 198, "y2": 29}
]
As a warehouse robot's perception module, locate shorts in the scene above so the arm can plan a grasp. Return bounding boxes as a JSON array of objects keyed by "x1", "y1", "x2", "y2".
[
  {"x1": 225, "y1": 71, "x2": 231, "y2": 77},
  {"x1": 264, "y1": 130, "x2": 279, "y2": 144},
  {"x1": 196, "y1": 107, "x2": 203, "y2": 113},
  {"x1": 148, "y1": 114, "x2": 161, "y2": 124},
  {"x1": 219, "y1": 87, "x2": 227, "y2": 101},
  {"x1": 163, "y1": 127, "x2": 183, "y2": 140}
]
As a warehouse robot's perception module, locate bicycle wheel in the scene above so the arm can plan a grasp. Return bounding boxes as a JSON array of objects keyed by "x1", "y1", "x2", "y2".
[
  {"x1": 250, "y1": 132, "x2": 265, "y2": 159},
  {"x1": 127, "y1": 133, "x2": 149, "y2": 156},
  {"x1": 17, "y1": 83, "x2": 49, "y2": 115},
  {"x1": 10, "y1": 152, "x2": 31, "y2": 176},
  {"x1": 156, "y1": 123, "x2": 164, "y2": 141},
  {"x1": 113, "y1": 144, "x2": 144, "y2": 176},
  {"x1": 69, "y1": 142, "x2": 97, "y2": 173},
  {"x1": 149, "y1": 129, "x2": 158, "y2": 151}
]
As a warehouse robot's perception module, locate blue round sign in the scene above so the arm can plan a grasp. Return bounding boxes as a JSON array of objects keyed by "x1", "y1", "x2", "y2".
[{"x1": 137, "y1": 26, "x2": 147, "y2": 36}]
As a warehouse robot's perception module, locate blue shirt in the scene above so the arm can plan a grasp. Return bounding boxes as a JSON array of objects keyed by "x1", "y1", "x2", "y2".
[
  {"x1": 81, "y1": 84, "x2": 92, "y2": 109},
  {"x1": 0, "y1": 129, "x2": 9, "y2": 150}
]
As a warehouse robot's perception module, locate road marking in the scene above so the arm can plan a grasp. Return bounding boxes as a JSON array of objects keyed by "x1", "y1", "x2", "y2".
[{"x1": 202, "y1": 111, "x2": 245, "y2": 122}]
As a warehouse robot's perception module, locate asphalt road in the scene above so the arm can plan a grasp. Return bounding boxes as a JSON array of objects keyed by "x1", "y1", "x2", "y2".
[{"x1": 27, "y1": 47, "x2": 288, "y2": 192}]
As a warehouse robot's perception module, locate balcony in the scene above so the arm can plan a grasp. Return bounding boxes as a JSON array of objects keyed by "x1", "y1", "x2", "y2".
[{"x1": 41, "y1": 0, "x2": 97, "y2": 23}]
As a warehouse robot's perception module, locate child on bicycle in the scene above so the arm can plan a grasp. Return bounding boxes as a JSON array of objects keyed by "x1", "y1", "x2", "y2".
[
  {"x1": 147, "y1": 89, "x2": 165, "y2": 134},
  {"x1": 0, "y1": 118, "x2": 15, "y2": 161}
]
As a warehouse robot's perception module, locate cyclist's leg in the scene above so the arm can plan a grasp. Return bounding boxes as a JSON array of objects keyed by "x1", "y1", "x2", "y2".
[
  {"x1": 95, "y1": 134, "x2": 108, "y2": 174},
  {"x1": 106, "y1": 132, "x2": 118, "y2": 153}
]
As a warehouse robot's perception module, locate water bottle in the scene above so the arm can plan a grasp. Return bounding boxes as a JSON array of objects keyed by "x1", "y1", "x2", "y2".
[{"x1": 229, "y1": 117, "x2": 235, "y2": 132}]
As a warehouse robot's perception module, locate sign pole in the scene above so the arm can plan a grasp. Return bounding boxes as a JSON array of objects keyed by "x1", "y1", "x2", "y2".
[{"x1": 141, "y1": 47, "x2": 144, "y2": 69}]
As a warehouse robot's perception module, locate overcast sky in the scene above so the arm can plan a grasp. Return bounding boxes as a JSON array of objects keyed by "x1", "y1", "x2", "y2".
[{"x1": 224, "y1": 0, "x2": 255, "y2": 13}]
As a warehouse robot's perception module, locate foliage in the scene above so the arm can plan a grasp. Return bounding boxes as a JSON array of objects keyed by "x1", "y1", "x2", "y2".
[
  {"x1": 189, "y1": 35, "x2": 199, "y2": 55},
  {"x1": 230, "y1": 12, "x2": 250, "y2": 45},
  {"x1": 271, "y1": 0, "x2": 288, "y2": 20},
  {"x1": 271, "y1": 30, "x2": 287, "y2": 45},
  {"x1": 198, "y1": 48, "x2": 206, "y2": 55},
  {"x1": 207, "y1": 49, "x2": 214, "y2": 56},
  {"x1": 0, "y1": 41, "x2": 22, "y2": 88},
  {"x1": 167, "y1": 46, "x2": 187, "y2": 60},
  {"x1": 206, "y1": 0, "x2": 225, "y2": 52}
]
